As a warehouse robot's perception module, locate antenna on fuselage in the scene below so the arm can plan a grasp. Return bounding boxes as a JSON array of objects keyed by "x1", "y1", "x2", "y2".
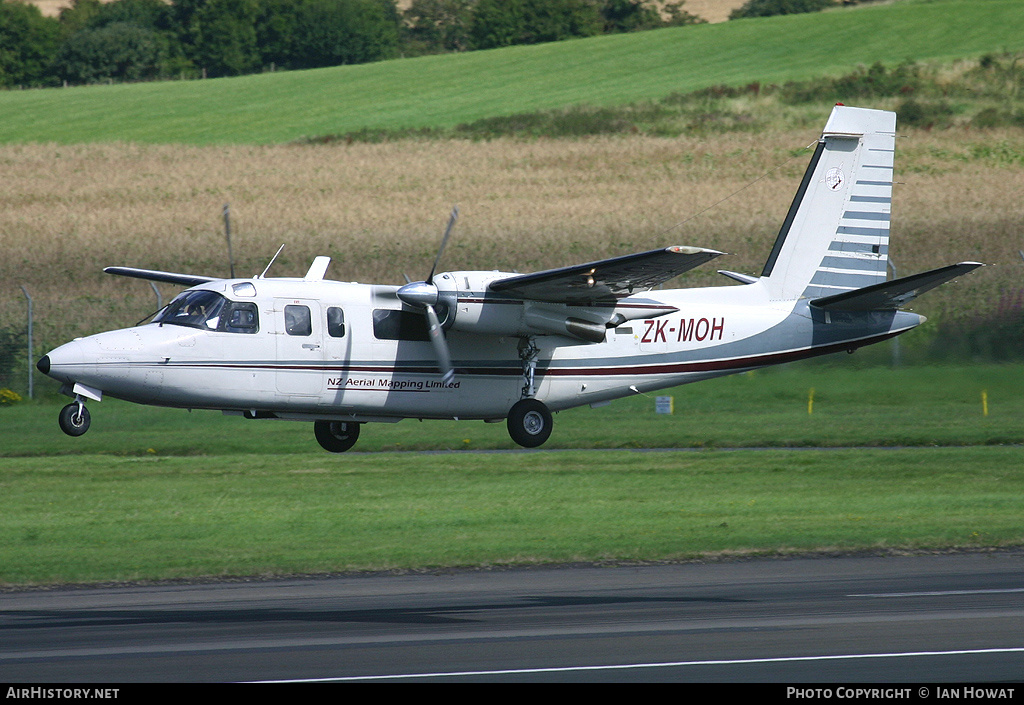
[{"x1": 257, "y1": 244, "x2": 285, "y2": 279}]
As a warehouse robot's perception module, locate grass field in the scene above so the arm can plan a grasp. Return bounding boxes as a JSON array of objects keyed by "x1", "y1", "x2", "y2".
[
  {"x1": 3, "y1": 446, "x2": 1022, "y2": 586},
  {"x1": 2, "y1": 364, "x2": 1022, "y2": 586},
  {"x1": 2, "y1": 128, "x2": 1023, "y2": 356},
  {"x1": 2, "y1": 0, "x2": 1024, "y2": 144},
  {"x1": 6, "y1": 363, "x2": 1024, "y2": 456}
]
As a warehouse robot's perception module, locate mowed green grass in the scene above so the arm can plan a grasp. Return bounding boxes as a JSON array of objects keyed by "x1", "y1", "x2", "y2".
[
  {"x1": 2, "y1": 364, "x2": 1022, "y2": 585},
  {"x1": 2, "y1": 447, "x2": 1021, "y2": 585},
  {"x1": 2, "y1": 0, "x2": 1024, "y2": 144},
  {"x1": 4, "y1": 363, "x2": 1024, "y2": 457}
]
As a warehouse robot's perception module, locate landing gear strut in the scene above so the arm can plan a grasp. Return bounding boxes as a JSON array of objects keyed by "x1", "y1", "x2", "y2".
[
  {"x1": 58, "y1": 400, "x2": 91, "y2": 437},
  {"x1": 508, "y1": 337, "x2": 552, "y2": 448},
  {"x1": 314, "y1": 420, "x2": 361, "y2": 453}
]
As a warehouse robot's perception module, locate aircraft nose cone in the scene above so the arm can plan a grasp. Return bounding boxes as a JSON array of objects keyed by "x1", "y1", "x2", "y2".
[{"x1": 39, "y1": 340, "x2": 87, "y2": 384}]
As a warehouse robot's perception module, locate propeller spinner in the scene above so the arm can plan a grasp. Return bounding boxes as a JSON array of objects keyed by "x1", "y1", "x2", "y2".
[{"x1": 396, "y1": 207, "x2": 459, "y2": 382}]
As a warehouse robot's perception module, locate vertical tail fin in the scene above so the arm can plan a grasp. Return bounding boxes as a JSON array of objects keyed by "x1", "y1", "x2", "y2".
[{"x1": 761, "y1": 105, "x2": 896, "y2": 301}]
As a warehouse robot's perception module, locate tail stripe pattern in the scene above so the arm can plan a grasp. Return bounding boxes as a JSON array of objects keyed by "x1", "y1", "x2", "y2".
[{"x1": 803, "y1": 140, "x2": 894, "y2": 298}]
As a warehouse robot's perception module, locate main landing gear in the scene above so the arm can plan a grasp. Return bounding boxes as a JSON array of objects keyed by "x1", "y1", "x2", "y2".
[
  {"x1": 506, "y1": 398, "x2": 552, "y2": 448},
  {"x1": 312, "y1": 336, "x2": 554, "y2": 452},
  {"x1": 314, "y1": 420, "x2": 361, "y2": 453},
  {"x1": 505, "y1": 336, "x2": 553, "y2": 448},
  {"x1": 58, "y1": 399, "x2": 91, "y2": 437}
]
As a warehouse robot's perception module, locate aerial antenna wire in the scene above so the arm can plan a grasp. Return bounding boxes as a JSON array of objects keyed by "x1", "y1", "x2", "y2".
[{"x1": 655, "y1": 140, "x2": 818, "y2": 238}]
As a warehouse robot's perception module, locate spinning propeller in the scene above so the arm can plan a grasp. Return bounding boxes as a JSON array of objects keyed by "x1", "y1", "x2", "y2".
[{"x1": 396, "y1": 207, "x2": 459, "y2": 382}]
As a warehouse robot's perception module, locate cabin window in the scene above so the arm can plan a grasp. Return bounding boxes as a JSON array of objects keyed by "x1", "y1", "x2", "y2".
[
  {"x1": 372, "y1": 309, "x2": 430, "y2": 341},
  {"x1": 284, "y1": 305, "x2": 312, "y2": 336},
  {"x1": 327, "y1": 307, "x2": 346, "y2": 338}
]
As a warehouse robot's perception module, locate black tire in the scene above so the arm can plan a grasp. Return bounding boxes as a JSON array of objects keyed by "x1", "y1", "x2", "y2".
[
  {"x1": 314, "y1": 420, "x2": 361, "y2": 453},
  {"x1": 506, "y1": 398, "x2": 552, "y2": 448},
  {"x1": 58, "y1": 403, "x2": 91, "y2": 437}
]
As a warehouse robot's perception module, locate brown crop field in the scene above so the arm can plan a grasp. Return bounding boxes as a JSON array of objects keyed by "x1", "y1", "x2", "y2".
[{"x1": 2, "y1": 127, "x2": 1022, "y2": 353}]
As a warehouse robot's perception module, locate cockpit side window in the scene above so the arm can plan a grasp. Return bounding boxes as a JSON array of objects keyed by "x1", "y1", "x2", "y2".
[{"x1": 222, "y1": 302, "x2": 259, "y2": 333}]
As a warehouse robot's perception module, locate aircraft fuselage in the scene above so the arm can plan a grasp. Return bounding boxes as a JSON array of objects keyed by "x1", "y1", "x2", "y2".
[{"x1": 41, "y1": 273, "x2": 921, "y2": 424}]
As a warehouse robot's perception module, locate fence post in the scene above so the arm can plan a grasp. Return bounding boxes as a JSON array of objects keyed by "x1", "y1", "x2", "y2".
[
  {"x1": 18, "y1": 285, "x2": 33, "y2": 399},
  {"x1": 224, "y1": 203, "x2": 235, "y2": 278}
]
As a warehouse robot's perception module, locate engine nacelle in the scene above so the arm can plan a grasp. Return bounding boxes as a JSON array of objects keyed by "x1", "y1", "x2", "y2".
[{"x1": 437, "y1": 270, "x2": 678, "y2": 342}]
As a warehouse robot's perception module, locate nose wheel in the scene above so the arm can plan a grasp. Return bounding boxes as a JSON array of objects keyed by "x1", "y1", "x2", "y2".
[{"x1": 58, "y1": 401, "x2": 91, "y2": 437}]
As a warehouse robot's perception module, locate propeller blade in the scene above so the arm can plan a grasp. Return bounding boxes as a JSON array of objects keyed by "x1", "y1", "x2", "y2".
[
  {"x1": 427, "y1": 205, "x2": 458, "y2": 285},
  {"x1": 424, "y1": 304, "x2": 454, "y2": 382}
]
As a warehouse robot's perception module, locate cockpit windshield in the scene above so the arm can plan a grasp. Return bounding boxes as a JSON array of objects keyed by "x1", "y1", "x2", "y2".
[{"x1": 154, "y1": 290, "x2": 258, "y2": 333}]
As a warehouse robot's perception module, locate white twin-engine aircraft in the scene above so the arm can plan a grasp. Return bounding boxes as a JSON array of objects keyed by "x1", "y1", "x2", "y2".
[{"x1": 38, "y1": 106, "x2": 980, "y2": 451}]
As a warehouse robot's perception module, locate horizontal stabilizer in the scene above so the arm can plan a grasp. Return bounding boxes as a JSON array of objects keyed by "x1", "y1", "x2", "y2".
[
  {"x1": 718, "y1": 270, "x2": 759, "y2": 285},
  {"x1": 104, "y1": 267, "x2": 219, "y2": 287},
  {"x1": 489, "y1": 246, "x2": 723, "y2": 304},
  {"x1": 810, "y1": 262, "x2": 983, "y2": 312}
]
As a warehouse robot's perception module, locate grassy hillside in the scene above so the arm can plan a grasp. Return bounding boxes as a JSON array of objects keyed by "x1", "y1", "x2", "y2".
[{"x1": 1, "y1": 0, "x2": 1023, "y2": 144}]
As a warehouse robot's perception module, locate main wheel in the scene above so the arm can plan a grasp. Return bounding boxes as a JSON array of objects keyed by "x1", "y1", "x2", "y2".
[
  {"x1": 314, "y1": 420, "x2": 361, "y2": 453},
  {"x1": 506, "y1": 398, "x2": 552, "y2": 448},
  {"x1": 58, "y1": 403, "x2": 91, "y2": 437}
]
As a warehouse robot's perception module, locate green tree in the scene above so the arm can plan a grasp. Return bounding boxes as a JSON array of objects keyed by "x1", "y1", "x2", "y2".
[
  {"x1": 57, "y1": 0, "x2": 104, "y2": 37},
  {"x1": 468, "y1": 0, "x2": 522, "y2": 49},
  {"x1": 51, "y1": 21, "x2": 169, "y2": 84},
  {"x1": 188, "y1": 0, "x2": 261, "y2": 77},
  {"x1": 288, "y1": 0, "x2": 400, "y2": 69},
  {"x1": 601, "y1": 0, "x2": 661, "y2": 33},
  {"x1": 401, "y1": 0, "x2": 475, "y2": 54},
  {"x1": 0, "y1": 1, "x2": 61, "y2": 87},
  {"x1": 729, "y1": 0, "x2": 836, "y2": 20},
  {"x1": 255, "y1": 0, "x2": 301, "y2": 68},
  {"x1": 53, "y1": 0, "x2": 190, "y2": 83},
  {"x1": 470, "y1": 0, "x2": 602, "y2": 49}
]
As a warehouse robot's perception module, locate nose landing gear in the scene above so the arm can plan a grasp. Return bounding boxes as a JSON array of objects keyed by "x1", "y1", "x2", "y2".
[{"x1": 58, "y1": 399, "x2": 91, "y2": 437}]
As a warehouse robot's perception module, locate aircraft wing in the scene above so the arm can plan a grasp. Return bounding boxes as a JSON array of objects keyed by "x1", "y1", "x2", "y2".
[
  {"x1": 104, "y1": 267, "x2": 219, "y2": 287},
  {"x1": 488, "y1": 246, "x2": 724, "y2": 304},
  {"x1": 810, "y1": 262, "x2": 983, "y2": 311}
]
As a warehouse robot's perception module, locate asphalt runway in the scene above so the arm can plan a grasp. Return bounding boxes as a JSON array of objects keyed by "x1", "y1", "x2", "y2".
[{"x1": 1, "y1": 552, "x2": 1022, "y2": 684}]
